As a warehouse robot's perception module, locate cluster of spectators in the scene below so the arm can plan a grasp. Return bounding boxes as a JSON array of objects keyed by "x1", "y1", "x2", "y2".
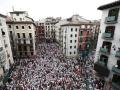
[{"x1": 3, "y1": 43, "x2": 105, "y2": 90}]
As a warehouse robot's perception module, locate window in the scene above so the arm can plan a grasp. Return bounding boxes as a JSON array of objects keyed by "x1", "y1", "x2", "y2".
[
  {"x1": 28, "y1": 26, "x2": 31, "y2": 29},
  {"x1": 17, "y1": 33, "x2": 20, "y2": 38},
  {"x1": 75, "y1": 40, "x2": 77, "y2": 43},
  {"x1": 10, "y1": 31, "x2": 12, "y2": 35},
  {"x1": 31, "y1": 52, "x2": 33, "y2": 55},
  {"x1": 70, "y1": 34, "x2": 73, "y2": 37},
  {"x1": 8, "y1": 25, "x2": 11, "y2": 28},
  {"x1": 18, "y1": 40, "x2": 21, "y2": 43},
  {"x1": 3, "y1": 67, "x2": 5, "y2": 73},
  {"x1": 14, "y1": 18, "x2": 16, "y2": 21},
  {"x1": 24, "y1": 46, "x2": 27, "y2": 51},
  {"x1": 23, "y1": 33, "x2": 25, "y2": 38},
  {"x1": 105, "y1": 26, "x2": 115, "y2": 38},
  {"x1": 87, "y1": 31, "x2": 89, "y2": 35},
  {"x1": 29, "y1": 33, "x2": 32, "y2": 38},
  {"x1": 10, "y1": 32, "x2": 13, "y2": 40},
  {"x1": 22, "y1": 26, "x2": 24, "y2": 29},
  {"x1": 100, "y1": 55, "x2": 108, "y2": 66},
  {"x1": 18, "y1": 46, "x2": 22, "y2": 51},
  {"x1": 16, "y1": 26, "x2": 19, "y2": 29},
  {"x1": 25, "y1": 52, "x2": 27, "y2": 56},
  {"x1": 80, "y1": 38, "x2": 82, "y2": 42},
  {"x1": 79, "y1": 45, "x2": 81, "y2": 49},
  {"x1": 20, "y1": 52, "x2": 22, "y2": 56},
  {"x1": 74, "y1": 51, "x2": 76, "y2": 54},
  {"x1": 30, "y1": 40, "x2": 33, "y2": 44},
  {"x1": 75, "y1": 34, "x2": 77, "y2": 37},
  {"x1": 70, "y1": 52, "x2": 72, "y2": 54},
  {"x1": 16, "y1": 13, "x2": 19, "y2": 16},
  {"x1": 20, "y1": 18, "x2": 22, "y2": 21},
  {"x1": 80, "y1": 31, "x2": 83, "y2": 35},
  {"x1": 108, "y1": 8, "x2": 119, "y2": 20},
  {"x1": 1, "y1": 29, "x2": 5, "y2": 35},
  {"x1": 23, "y1": 40, "x2": 26, "y2": 44},
  {"x1": 70, "y1": 40, "x2": 72, "y2": 43},
  {"x1": 71, "y1": 28, "x2": 73, "y2": 32},
  {"x1": 30, "y1": 46, "x2": 33, "y2": 51},
  {"x1": 75, "y1": 28, "x2": 77, "y2": 32},
  {"x1": 70, "y1": 46, "x2": 72, "y2": 49},
  {"x1": 74, "y1": 46, "x2": 76, "y2": 48}
]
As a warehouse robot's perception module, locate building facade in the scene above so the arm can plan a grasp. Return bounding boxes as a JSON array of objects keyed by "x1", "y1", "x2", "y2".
[
  {"x1": 36, "y1": 22, "x2": 45, "y2": 43},
  {"x1": 44, "y1": 17, "x2": 61, "y2": 42},
  {"x1": 6, "y1": 11, "x2": 36, "y2": 58},
  {"x1": 91, "y1": 20, "x2": 100, "y2": 50},
  {"x1": 0, "y1": 14, "x2": 14, "y2": 85},
  {"x1": 55, "y1": 15, "x2": 99, "y2": 57},
  {"x1": 94, "y1": 1, "x2": 120, "y2": 90}
]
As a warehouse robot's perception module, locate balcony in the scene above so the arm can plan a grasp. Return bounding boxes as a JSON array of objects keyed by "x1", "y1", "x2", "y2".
[
  {"x1": 105, "y1": 16, "x2": 117, "y2": 24},
  {"x1": 115, "y1": 51, "x2": 120, "y2": 58},
  {"x1": 99, "y1": 47, "x2": 109, "y2": 54},
  {"x1": 102, "y1": 33, "x2": 113, "y2": 40},
  {"x1": 94, "y1": 60, "x2": 110, "y2": 77},
  {"x1": 112, "y1": 82, "x2": 120, "y2": 90},
  {"x1": 112, "y1": 66, "x2": 120, "y2": 75}
]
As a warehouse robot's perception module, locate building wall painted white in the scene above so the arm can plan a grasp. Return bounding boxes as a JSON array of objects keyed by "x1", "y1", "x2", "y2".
[
  {"x1": 95, "y1": 6, "x2": 120, "y2": 81},
  {"x1": 7, "y1": 11, "x2": 36, "y2": 56},
  {"x1": 61, "y1": 26, "x2": 79, "y2": 57},
  {"x1": 10, "y1": 12, "x2": 32, "y2": 22},
  {"x1": 0, "y1": 15, "x2": 14, "y2": 78},
  {"x1": 55, "y1": 20, "x2": 69, "y2": 42}
]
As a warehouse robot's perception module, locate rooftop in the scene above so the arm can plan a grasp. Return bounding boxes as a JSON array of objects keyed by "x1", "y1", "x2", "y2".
[
  {"x1": 98, "y1": 0, "x2": 120, "y2": 10},
  {"x1": 61, "y1": 22, "x2": 93, "y2": 27},
  {"x1": 0, "y1": 14, "x2": 6, "y2": 18},
  {"x1": 10, "y1": 11, "x2": 26, "y2": 14}
]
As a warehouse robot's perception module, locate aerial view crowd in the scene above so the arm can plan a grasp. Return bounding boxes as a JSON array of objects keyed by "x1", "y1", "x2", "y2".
[{"x1": 2, "y1": 43, "x2": 105, "y2": 90}]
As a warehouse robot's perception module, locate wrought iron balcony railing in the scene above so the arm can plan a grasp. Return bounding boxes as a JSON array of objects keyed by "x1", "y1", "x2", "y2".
[
  {"x1": 105, "y1": 16, "x2": 117, "y2": 24},
  {"x1": 102, "y1": 33, "x2": 113, "y2": 40}
]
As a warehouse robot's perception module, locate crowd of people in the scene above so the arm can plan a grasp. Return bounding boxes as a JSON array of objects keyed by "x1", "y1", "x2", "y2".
[{"x1": 3, "y1": 43, "x2": 105, "y2": 90}]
